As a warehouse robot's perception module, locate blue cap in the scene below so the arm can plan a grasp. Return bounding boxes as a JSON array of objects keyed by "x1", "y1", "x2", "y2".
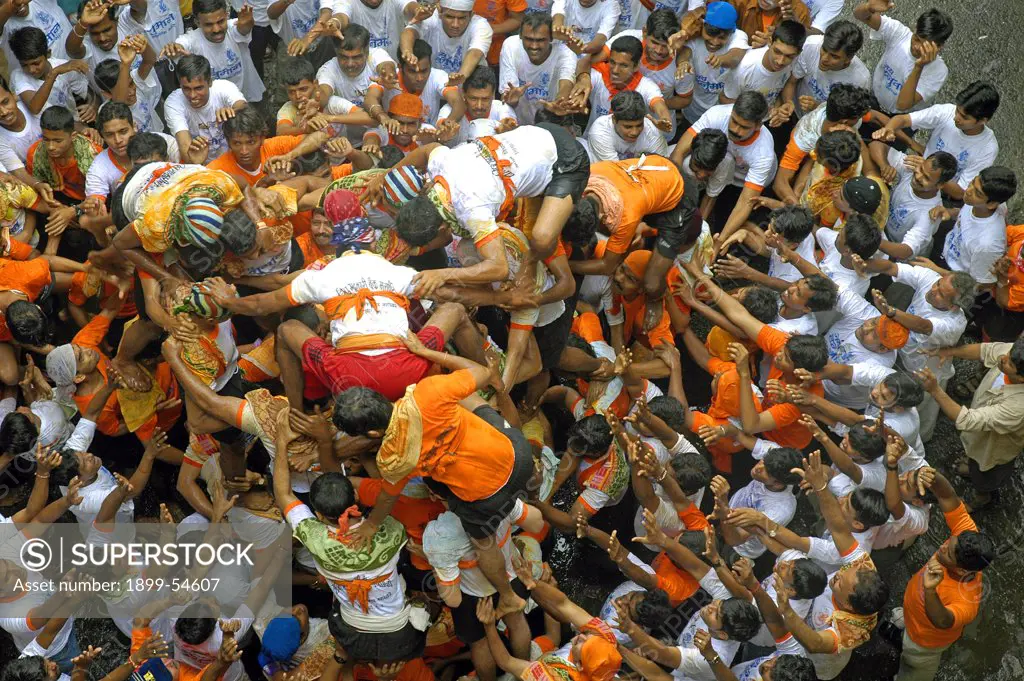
[{"x1": 704, "y1": 2, "x2": 738, "y2": 31}]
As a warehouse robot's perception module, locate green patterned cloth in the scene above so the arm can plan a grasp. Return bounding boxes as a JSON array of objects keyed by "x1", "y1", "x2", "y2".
[{"x1": 294, "y1": 515, "x2": 406, "y2": 574}]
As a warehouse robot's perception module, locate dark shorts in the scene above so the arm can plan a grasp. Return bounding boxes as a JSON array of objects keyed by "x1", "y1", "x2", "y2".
[
  {"x1": 652, "y1": 171, "x2": 702, "y2": 258},
  {"x1": 328, "y1": 608, "x2": 425, "y2": 662},
  {"x1": 534, "y1": 295, "x2": 576, "y2": 369},
  {"x1": 968, "y1": 456, "x2": 1017, "y2": 493},
  {"x1": 210, "y1": 371, "x2": 257, "y2": 445},
  {"x1": 536, "y1": 122, "x2": 590, "y2": 203},
  {"x1": 424, "y1": 405, "x2": 535, "y2": 540},
  {"x1": 300, "y1": 325, "x2": 444, "y2": 401},
  {"x1": 451, "y1": 578, "x2": 530, "y2": 644}
]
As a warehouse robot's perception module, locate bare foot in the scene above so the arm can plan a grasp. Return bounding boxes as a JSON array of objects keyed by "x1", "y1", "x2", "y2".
[
  {"x1": 110, "y1": 357, "x2": 153, "y2": 393},
  {"x1": 493, "y1": 592, "x2": 527, "y2": 619}
]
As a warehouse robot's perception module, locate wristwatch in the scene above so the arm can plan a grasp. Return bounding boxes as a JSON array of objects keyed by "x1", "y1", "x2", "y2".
[{"x1": 767, "y1": 522, "x2": 777, "y2": 538}]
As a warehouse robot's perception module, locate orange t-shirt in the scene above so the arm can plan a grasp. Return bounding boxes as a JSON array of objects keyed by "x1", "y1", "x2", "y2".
[
  {"x1": 903, "y1": 503, "x2": 983, "y2": 648},
  {"x1": 755, "y1": 325, "x2": 821, "y2": 449},
  {"x1": 474, "y1": 0, "x2": 528, "y2": 63},
  {"x1": 357, "y1": 477, "x2": 445, "y2": 571},
  {"x1": 387, "y1": 370, "x2": 515, "y2": 501},
  {"x1": 592, "y1": 157, "x2": 685, "y2": 255},
  {"x1": 295, "y1": 231, "x2": 328, "y2": 267},
  {"x1": 68, "y1": 270, "x2": 138, "y2": 318},
  {"x1": 206, "y1": 135, "x2": 306, "y2": 186},
  {"x1": 1001, "y1": 225, "x2": 1024, "y2": 311},
  {"x1": 70, "y1": 315, "x2": 123, "y2": 435},
  {"x1": 612, "y1": 292, "x2": 674, "y2": 349},
  {"x1": 26, "y1": 139, "x2": 100, "y2": 201},
  {"x1": 650, "y1": 503, "x2": 709, "y2": 606},
  {"x1": 0, "y1": 252, "x2": 51, "y2": 300}
]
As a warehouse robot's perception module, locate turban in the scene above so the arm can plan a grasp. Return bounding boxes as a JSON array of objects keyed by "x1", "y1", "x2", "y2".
[
  {"x1": 383, "y1": 166, "x2": 425, "y2": 208},
  {"x1": 181, "y1": 196, "x2": 225, "y2": 250},
  {"x1": 388, "y1": 93, "x2": 424, "y2": 119},
  {"x1": 46, "y1": 344, "x2": 78, "y2": 388},
  {"x1": 440, "y1": 0, "x2": 474, "y2": 10},
  {"x1": 170, "y1": 282, "x2": 233, "y2": 322},
  {"x1": 877, "y1": 316, "x2": 910, "y2": 350},
  {"x1": 324, "y1": 188, "x2": 374, "y2": 249},
  {"x1": 258, "y1": 617, "x2": 302, "y2": 669},
  {"x1": 323, "y1": 188, "x2": 364, "y2": 223},
  {"x1": 579, "y1": 620, "x2": 621, "y2": 681},
  {"x1": 623, "y1": 249, "x2": 653, "y2": 279}
]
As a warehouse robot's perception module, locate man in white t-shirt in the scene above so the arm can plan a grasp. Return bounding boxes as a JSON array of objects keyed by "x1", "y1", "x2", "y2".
[
  {"x1": 86, "y1": 102, "x2": 180, "y2": 204},
  {"x1": 873, "y1": 441, "x2": 935, "y2": 558},
  {"x1": 163, "y1": 55, "x2": 246, "y2": 161},
  {"x1": 551, "y1": 0, "x2": 617, "y2": 56},
  {"x1": 721, "y1": 19, "x2": 806, "y2": 121},
  {"x1": 164, "y1": 0, "x2": 265, "y2": 102},
  {"x1": 92, "y1": 34, "x2": 165, "y2": 134},
  {"x1": 678, "y1": 1, "x2": 749, "y2": 125},
  {"x1": 0, "y1": 0, "x2": 72, "y2": 69},
  {"x1": 331, "y1": 0, "x2": 418, "y2": 57},
  {"x1": 789, "y1": 21, "x2": 871, "y2": 116},
  {"x1": 65, "y1": 0, "x2": 142, "y2": 95},
  {"x1": 0, "y1": 85, "x2": 44, "y2": 185},
  {"x1": 9, "y1": 28, "x2": 92, "y2": 122},
  {"x1": 940, "y1": 167, "x2": 1016, "y2": 287},
  {"x1": 803, "y1": 0, "x2": 844, "y2": 31},
  {"x1": 400, "y1": 0, "x2": 492, "y2": 85},
  {"x1": 585, "y1": 91, "x2": 667, "y2": 162},
  {"x1": 575, "y1": 34, "x2": 671, "y2": 133},
  {"x1": 814, "y1": 215, "x2": 880, "y2": 299},
  {"x1": 714, "y1": 449, "x2": 800, "y2": 559},
  {"x1": 435, "y1": 64, "x2": 517, "y2": 146},
  {"x1": 499, "y1": 12, "x2": 575, "y2": 124},
  {"x1": 364, "y1": 38, "x2": 464, "y2": 134},
  {"x1": 874, "y1": 147, "x2": 957, "y2": 261},
  {"x1": 854, "y1": 2, "x2": 951, "y2": 113},
  {"x1": 118, "y1": 0, "x2": 184, "y2": 57}
]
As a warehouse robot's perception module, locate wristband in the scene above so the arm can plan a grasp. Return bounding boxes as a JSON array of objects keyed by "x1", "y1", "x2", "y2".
[{"x1": 73, "y1": 22, "x2": 87, "y2": 38}]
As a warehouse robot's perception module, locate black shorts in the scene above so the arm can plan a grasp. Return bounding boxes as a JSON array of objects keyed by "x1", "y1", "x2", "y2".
[
  {"x1": 328, "y1": 609, "x2": 426, "y2": 662},
  {"x1": 451, "y1": 578, "x2": 531, "y2": 644},
  {"x1": 210, "y1": 371, "x2": 258, "y2": 445},
  {"x1": 652, "y1": 171, "x2": 702, "y2": 258},
  {"x1": 536, "y1": 122, "x2": 590, "y2": 203},
  {"x1": 423, "y1": 406, "x2": 535, "y2": 540},
  {"x1": 534, "y1": 294, "x2": 576, "y2": 370}
]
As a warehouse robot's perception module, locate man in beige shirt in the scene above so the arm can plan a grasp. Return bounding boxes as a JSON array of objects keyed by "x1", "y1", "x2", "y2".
[{"x1": 917, "y1": 337, "x2": 1024, "y2": 510}]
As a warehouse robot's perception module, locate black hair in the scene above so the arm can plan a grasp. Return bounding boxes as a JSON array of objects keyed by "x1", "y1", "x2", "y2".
[
  {"x1": 773, "y1": 656, "x2": 817, "y2": 681},
  {"x1": 521, "y1": 12, "x2": 553, "y2": 34},
  {"x1": 720, "y1": 598, "x2": 760, "y2": 641},
  {"x1": 5, "y1": 300, "x2": 46, "y2": 346},
  {"x1": 51, "y1": 450, "x2": 81, "y2": 487},
  {"x1": 220, "y1": 209, "x2": 257, "y2": 255},
  {"x1": 0, "y1": 657, "x2": 47, "y2": 681},
  {"x1": 644, "y1": 8, "x2": 680, "y2": 42},
  {"x1": 223, "y1": 106, "x2": 267, "y2": 139},
  {"x1": 802, "y1": 274, "x2": 838, "y2": 311},
  {"x1": 57, "y1": 225, "x2": 99, "y2": 262},
  {"x1": 842, "y1": 213, "x2": 881, "y2": 259},
  {"x1": 678, "y1": 529, "x2": 706, "y2": 556},
  {"x1": 193, "y1": 0, "x2": 227, "y2": 16},
  {"x1": 822, "y1": 20, "x2": 863, "y2": 57},
  {"x1": 850, "y1": 487, "x2": 889, "y2": 528},
  {"x1": 176, "y1": 54, "x2": 212, "y2": 83},
  {"x1": 563, "y1": 195, "x2": 600, "y2": 246},
  {"x1": 378, "y1": 144, "x2": 405, "y2": 168},
  {"x1": 690, "y1": 129, "x2": 728, "y2": 172},
  {"x1": 915, "y1": 8, "x2": 953, "y2": 45},
  {"x1": 848, "y1": 568, "x2": 889, "y2": 615},
  {"x1": 646, "y1": 396, "x2": 686, "y2": 431},
  {"x1": 824, "y1": 83, "x2": 871, "y2": 122},
  {"x1": 770, "y1": 205, "x2": 814, "y2": 243},
  {"x1": 333, "y1": 386, "x2": 393, "y2": 435},
  {"x1": 1009, "y1": 335, "x2": 1024, "y2": 375},
  {"x1": 294, "y1": 150, "x2": 328, "y2": 175},
  {"x1": 773, "y1": 19, "x2": 807, "y2": 50},
  {"x1": 633, "y1": 589, "x2": 674, "y2": 631},
  {"x1": 848, "y1": 420, "x2": 886, "y2": 461},
  {"x1": 741, "y1": 286, "x2": 780, "y2": 324},
  {"x1": 400, "y1": 39, "x2": 433, "y2": 68},
  {"x1": 608, "y1": 35, "x2": 643, "y2": 65},
  {"x1": 565, "y1": 332, "x2": 596, "y2": 358},
  {"x1": 610, "y1": 91, "x2": 646, "y2": 122},
  {"x1": 94, "y1": 59, "x2": 123, "y2": 94},
  {"x1": 978, "y1": 166, "x2": 1017, "y2": 205},
  {"x1": 790, "y1": 558, "x2": 827, "y2": 600},
  {"x1": 337, "y1": 23, "x2": 370, "y2": 53},
  {"x1": 395, "y1": 194, "x2": 443, "y2": 246},
  {"x1": 786, "y1": 335, "x2": 828, "y2": 372},
  {"x1": 670, "y1": 451, "x2": 711, "y2": 495},
  {"x1": 883, "y1": 372, "x2": 925, "y2": 408},
  {"x1": 281, "y1": 56, "x2": 317, "y2": 87},
  {"x1": 566, "y1": 414, "x2": 613, "y2": 457},
  {"x1": 10, "y1": 28, "x2": 47, "y2": 62},
  {"x1": 464, "y1": 64, "x2": 497, "y2": 93},
  {"x1": 954, "y1": 530, "x2": 995, "y2": 571},
  {"x1": 815, "y1": 129, "x2": 861, "y2": 175},
  {"x1": 733, "y1": 91, "x2": 768, "y2": 123},
  {"x1": 128, "y1": 132, "x2": 169, "y2": 163},
  {"x1": 174, "y1": 603, "x2": 217, "y2": 644},
  {"x1": 97, "y1": 101, "x2": 134, "y2": 132},
  {"x1": 40, "y1": 106, "x2": 74, "y2": 133},
  {"x1": 956, "y1": 80, "x2": 999, "y2": 120},
  {"x1": 763, "y1": 447, "x2": 803, "y2": 486},
  {"x1": 309, "y1": 472, "x2": 355, "y2": 520},
  {"x1": 0, "y1": 412, "x2": 38, "y2": 455},
  {"x1": 928, "y1": 151, "x2": 959, "y2": 184}
]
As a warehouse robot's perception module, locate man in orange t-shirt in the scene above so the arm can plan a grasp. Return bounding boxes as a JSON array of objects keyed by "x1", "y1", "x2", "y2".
[
  {"x1": 605, "y1": 250, "x2": 673, "y2": 379},
  {"x1": 474, "y1": 0, "x2": 526, "y2": 64},
  {"x1": 899, "y1": 474, "x2": 993, "y2": 681}
]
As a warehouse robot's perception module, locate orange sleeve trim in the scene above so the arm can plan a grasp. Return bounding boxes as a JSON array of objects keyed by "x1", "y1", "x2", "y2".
[
  {"x1": 441, "y1": 86, "x2": 458, "y2": 98},
  {"x1": 436, "y1": 576, "x2": 460, "y2": 586},
  {"x1": 650, "y1": 96, "x2": 665, "y2": 107},
  {"x1": 515, "y1": 503, "x2": 530, "y2": 525},
  {"x1": 283, "y1": 499, "x2": 304, "y2": 515},
  {"x1": 779, "y1": 140, "x2": 807, "y2": 172},
  {"x1": 285, "y1": 282, "x2": 299, "y2": 306},
  {"x1": 685, "y1": 127, "x2": 697, "y2": 138},
  {"x1": 235, "y1": 402, "x2": 246, "y2": 429},
  {"x1": 577, "y1": 496, "x2": 598, "y2": 515},
  {"x1": 26, "y1": 613, "x2": 44, "y2": 631},
  {"x1": 825, "y1": 629, "x2": 841, "y2": 654},
  {"x1": 474, "y1": 229, "x2": 503, "y2": 249},
  {"x1": 183, "y1": 457, "x2": 204, "y2": 468},
  {"x1": 743, "y1": 181, "x2": 765, "y2": 193},
  {"x1": 367, "y1": 83, "x2": 384, "y2": 92},
  {"x1": 774, "y1": 633, "x2": 794, "y2": 645},
  {"x1": 92, "y1": 520, "x2": 115, "y2": 534},
  {"x1": 839, "y1": 541, "x2": 860, "y2": 558},
  {"x1": 510, "y1": 322, "x2": 534, "y2": 331}
]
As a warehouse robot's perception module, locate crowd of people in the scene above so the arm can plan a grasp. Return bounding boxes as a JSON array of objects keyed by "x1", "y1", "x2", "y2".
[{"x1": 0, "y1": 0, "x2": 1019, "y2": 680}]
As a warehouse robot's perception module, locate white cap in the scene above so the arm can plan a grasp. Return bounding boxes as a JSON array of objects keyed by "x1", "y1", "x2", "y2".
[{"x1": 440, "y1": 0, "x2": 475, "y2": 11}]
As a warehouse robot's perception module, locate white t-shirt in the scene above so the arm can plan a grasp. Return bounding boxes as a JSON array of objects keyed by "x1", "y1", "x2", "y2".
[
  {"x1": 164, "y1": 79, "x2": 246, "y2": 160},
  {"x1": 552, "y1": 0, "x2": 618, "y2": 44},
  {"x1": 258, "y1": 0, "x2": 319, "y2": 44},
  {"x1": 287, "y1": 252, "x2": 417, "y2": 351},
  {"x1": 683, "y1": 30, "x2": 751, "y2": 123},
  {"x1": 67, "y1": 466, "x2": 137, "y2": 535},
  {"x1": 426, "y1": 125, "x2": 557, "y2": 243},
  {"x1": 317, "y1": 48, "x2": 395, "y2": 145},
  {"x1": 942, "y1": 205, "x2": 1006, "y2": 285},
  {"x1": 0, "y1": 0, "x2": 72, "y2": 68},
  {"x1": 175, "y1": 22, "x2": 265, "y2": 101},
  {"x1": 792, "y1": 35, "x2": 871, "y2": 111},
  {"x1": 86, "y1": 148, "x2": 131, "y2": 200},
  {"x1": 82, "y1": 24, "x2": 144, "y2": 84},
  {"x1": 586, "y1": 113, "x2": 668, "y2": 162},
  {"x1": 118, "y1": 0, "x2": 184, "y2": 55},
  {"x1": 828, "y1": 456, "x2": 886, "y2": 497},
  {"x1": 910, "y1": 103, "x2": 999, "y2": 191},
  {"x1": 335, "y1": 0, "x2": 412, "y2": 57},
  {"x1": 770, "y1": 308, "x2": 817, "y2": 336},
  {"x1": 869, "y1": 16, "x2": 948, "y2": 113},
  {"x1": 165, "y1": 608, "x2": 253, "y2": 681},
  {"x1": 873, "y1": 502, "x2": 929, "y2": 550},
  {"x1": 767, "y1": 231, "x2": 814, "y2": 283},
  {"x1": 410, "y1": 13, "x2": 493, "y2": 74},
  {"x1": 863, "y1": 402, "x2": 926, "y2": 473},
  {"x1": 729, "y1": 480, "x2": 796, "y2": 558},
  {"x1": 0, "y1": 104, "x2": 41, "y2": 171},
  {"x1": 806, "y1": 542, "x2": 873, "y2": 679},
  {"x1": 10, "y1": 59, "x2": 90, "y2": 120},
  {"x1": 804, "y1": 0, "x2": 845, "y2": 31},
  {"x1": 673, "y1": 572, "x2": 741, "y2": 681},
  {"x1": 611, "y1": 29, "x2": 693, "y2": 139},
  {"x1": 586, "y1": 66, "x2": 664, "y2": 125},
  {"x1": 436, "y1": 100, "x2": 517, "y2": 146},
  {"x1": 816, "y1": 227, "x2": 872, "y2": 297},
  {"x1": 823, "y1": 345, "x2": 896, "y2": 411},
  {"x1": 499, "y1": 36, "x2": 576, "y2": 124},
  {"x1": 690, "y1": 103, "x2": 777, "y2": 191},
  {"x1": 723, "y1": 46, "x2": 793, "y2": 109},
  {"x1": 896, "y1": 264, "x2": 967, "y2": 374},
  {"x1": 378, "y1": 67, "x2": 450, "y2": 127},
  {"x1": 126, "y1": 68, "x2": 166, "y2": 133},
  {"x1": 884, "y1": 148, "x2": 942, "y2": 257},
  {"x1": 0, "y1": 570, "x2": 75, "y2": 654},
  {"x1": 599, "y1": 575, "x2": 651, "y2": 646}
]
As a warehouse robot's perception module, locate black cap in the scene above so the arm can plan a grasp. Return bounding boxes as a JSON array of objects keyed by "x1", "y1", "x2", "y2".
[{"x1": 842, "y1": 176, "x2": 883, "y2": 215}]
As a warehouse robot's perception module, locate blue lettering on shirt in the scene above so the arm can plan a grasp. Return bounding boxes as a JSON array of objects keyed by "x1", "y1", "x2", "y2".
[
  {"x1": 695, "y1": 73, "x2": 726, "y2": 95},
  {"x1": 435, "y1": 46, "x2": 465, "y2": 73},
  {"x1": 150, "y1": 14, "x2": 178, "y2": 38},
  {"x1": 212, "y1": 48, "x2": 242, "y2": 81},
  {"x1": 882, "y1": 63, "x2": 902, "y2": 96}
]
